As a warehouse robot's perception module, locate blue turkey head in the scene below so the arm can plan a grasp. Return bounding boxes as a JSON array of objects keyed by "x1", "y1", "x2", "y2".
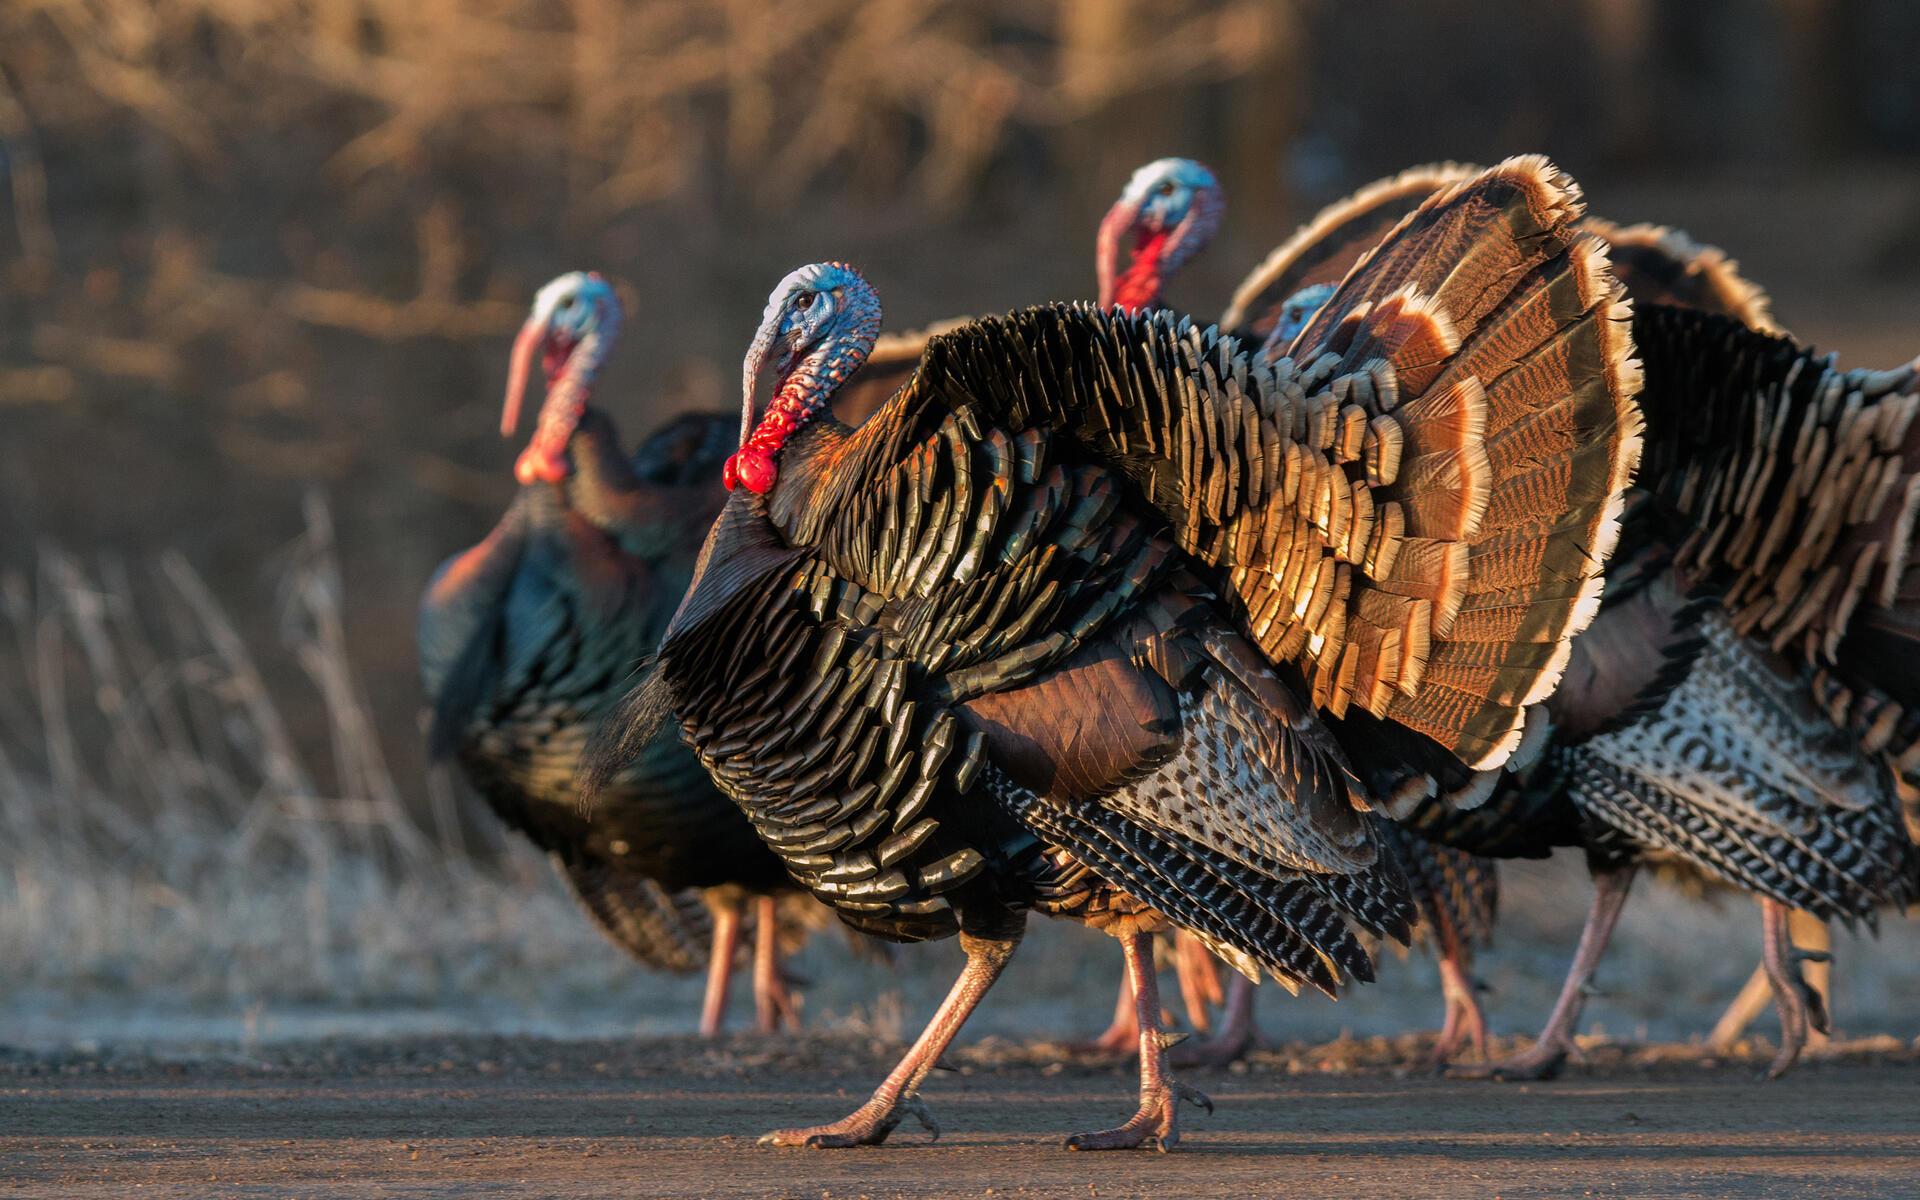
[
  {"x1": 502, "y1": 271, "x2": 624, "y2": 485},
  {"x1": 1097, "y1": 157, "x2": 1224, "y2": 311},
  {"x1": 728, "y1": 262, "x2": 882, "y2": 494},
  {"x1": 1265, "y1": 281, "x2": 1337, "y2": 355}
]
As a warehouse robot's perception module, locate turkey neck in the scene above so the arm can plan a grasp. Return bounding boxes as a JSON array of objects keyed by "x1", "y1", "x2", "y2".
[
  {"x1": 1112, "y1": 229, "x2": 1170, "y2": 312},
  {"x1": 536, "y1": 329, "x2": 610, "y2": 454}
]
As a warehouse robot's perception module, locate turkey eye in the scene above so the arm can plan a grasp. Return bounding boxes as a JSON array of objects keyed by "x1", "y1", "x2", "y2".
[
  {"x1": 557, "y1": 296, "x2": 575, "y2": 311},
  {"x1": 793, "y1": 292, "x2": 816, "y2": 311},
  {"x1": 1154, "y1": 181, "x2": 1176, "y2": 197}
]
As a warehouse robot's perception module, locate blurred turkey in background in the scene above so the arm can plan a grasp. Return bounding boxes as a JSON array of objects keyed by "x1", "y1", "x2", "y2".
[{"x1": 2, "y1": 0, "x2": 1919, "y2": 1044}]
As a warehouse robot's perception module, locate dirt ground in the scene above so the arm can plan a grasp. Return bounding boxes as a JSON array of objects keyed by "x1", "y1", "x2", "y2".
[{"x1": 4, "y1": 1035, "x2": 1916, "y2": 1199}]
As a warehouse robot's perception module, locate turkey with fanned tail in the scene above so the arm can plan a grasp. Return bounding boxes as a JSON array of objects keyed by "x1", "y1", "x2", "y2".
[{"x1": 585, "y1": 157, "x2": 1642, "y2": 1151}]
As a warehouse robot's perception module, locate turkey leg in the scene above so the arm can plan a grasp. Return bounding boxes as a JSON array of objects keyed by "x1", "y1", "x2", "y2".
[
  {"x1": 1066, "y1": 931, "x2": 1214, "y2": 1151},
  {"x1": 698, "y1": 898, "x2": 743, "y2": 1037},
  {"x1": 1431, "y1": 946, "x2": 1490, "y2": 1066},
  {"x1": 1709, "y1": 907, "x2": 1831, "y2": 1055},
  {"x1": 1759, "y1": 898, "x2": 1831, "y2": 1079},
  {"x1": 759, "y1": 930, "x2": 1019, "y2": 1148},
  {"x1": 1173, "y1": 931, "x2": 1223, "y2": 1034},
  {"x1": 752, "y1": 895, "x2": 801, "y2": 1033},
  {"x1": 1707, "y1": 958, "x2": 1775, "y2": 1051},
  {"x1": 1451, "y1": 865, "x2": 1635, "y2": 1081}
]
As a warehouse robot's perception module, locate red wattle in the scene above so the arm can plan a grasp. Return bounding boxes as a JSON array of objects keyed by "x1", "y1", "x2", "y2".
[
  {"x1": 725, "y1": 448, "x2": 777, "y2": 494},
  {"x1": 1112, "y1": 231, "x2": 1169, "y2": 313}
]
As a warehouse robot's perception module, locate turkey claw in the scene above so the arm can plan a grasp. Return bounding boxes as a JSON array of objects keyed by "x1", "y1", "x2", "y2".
[
  {"x1": 757, "y1": 1095, "x2": 939, "y2": 1149},
  {"x1": 1064, "y1": 1082, "x2": 1210, "y2": 1151},
  {"x1": 900, "y1": 1097, "x2": 941, "y2": 1142},
  {"x1": 1178, "y1": 1082, "x2": 1214, "y2": 1115}
]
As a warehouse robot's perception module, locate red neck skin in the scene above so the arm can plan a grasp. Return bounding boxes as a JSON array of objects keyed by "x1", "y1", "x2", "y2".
[
  {"x1": 1112, "y1": 230, "x2": 1169, "y2": 313},
  {"x1": 724, "y1": 342, "x2": 864, "y2": 495},
  {"x1": 515, "y1": 333, "x2": 597, "y2": 486}
]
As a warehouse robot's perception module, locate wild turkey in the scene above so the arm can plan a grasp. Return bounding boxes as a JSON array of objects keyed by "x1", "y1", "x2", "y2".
[
  {"x1": 1245, "y1": 164, "x2": 1920, "y2": 1079},
  {"x1": 1215, "y1": 164, "x2": 1791, "y2": 1064},
  {"x1": 586, "y1": 157, "x2": 1642, "y2": 1149},
  {"x1": 418, "y1": 270, "x2": 854, "y2": 1037}
]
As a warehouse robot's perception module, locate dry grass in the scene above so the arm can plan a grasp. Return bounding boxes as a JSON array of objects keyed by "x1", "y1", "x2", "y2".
[
  {"x1": 0, "y1": 0, "x2": 1301, "y2": 1033},
  {"x1": 0, "y1": 493, "x2": 624, "y2": 1013},
  {"x1": 0, "y1": 2, "x2": 1294, "y2": 419}
]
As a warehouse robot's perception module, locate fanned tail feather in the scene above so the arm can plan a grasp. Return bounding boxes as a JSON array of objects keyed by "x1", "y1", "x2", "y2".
[
  {"x1": 1285, "y1": 157, "x2": 1645, "y2": 785},
  {"x1": 1222, "y1": 162, "x2": 1482, "y2": 344},
  {"x1": 579, "y1": 654, "x2": 676, "y2": 811}
]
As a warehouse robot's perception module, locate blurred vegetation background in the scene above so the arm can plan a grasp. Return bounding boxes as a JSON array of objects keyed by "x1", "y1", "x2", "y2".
[{"x1": 2, "y1": 0, "x2": 1919, "y2": 1038}]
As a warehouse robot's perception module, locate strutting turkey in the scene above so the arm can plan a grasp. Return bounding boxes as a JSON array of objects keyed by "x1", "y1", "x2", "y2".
[
  {"x1": 1243, "y1": 166, "x2": 1920, "y2": 1081},
  {"x1": 419, "y1": 271, "x2": 862, "y2": 1038},
  {"x1": 585, "y1": 157, "x2": 1643, "y2": 1149}
]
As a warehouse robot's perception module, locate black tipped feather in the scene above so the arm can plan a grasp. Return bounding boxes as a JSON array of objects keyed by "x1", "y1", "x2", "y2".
[{"x1": 579, "y1": 655, "x2": 677, "y2": 813}]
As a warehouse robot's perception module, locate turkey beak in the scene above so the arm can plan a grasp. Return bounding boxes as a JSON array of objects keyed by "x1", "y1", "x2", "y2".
[
  {"x1": 739, "y1": 310, "x2": 793, "y2": 446},
  {"x1": 1095, "y1": 199, "x2": 1143, "y2": 309},
  {"x1": 501, "y1": 316, "x2": 549, "y2": 438}
]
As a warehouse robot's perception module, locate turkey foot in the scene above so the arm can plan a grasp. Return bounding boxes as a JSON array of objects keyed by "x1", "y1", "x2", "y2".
[
  {"x1": 1451, "y1": 866, "x2": 1634, "y2": 1082},
  {"x1": 1067, "y1": 932, "x2": 1213, "y2": 1152},
  {"x1": 1064, "y1": 1080, "x2": 1213, "y2": 1153},
  {"x1": 1450, "y1": 1030, "x2": 1576, "y2": 1081},
  {"x1": 759, "y1": 930, "x2": 1017, "y2": 1149},
  {"x1": 1759, "y1": 899, "x2": 1830, "y2": 1080},
  {"x1": 1170, "y1": 973, "x2": 1257, "y2": 1067}
]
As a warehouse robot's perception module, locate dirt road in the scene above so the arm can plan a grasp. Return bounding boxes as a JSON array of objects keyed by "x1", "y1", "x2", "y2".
[{"x1": 4, "y1": 1035, "x2": 1915, "y2": 1199}]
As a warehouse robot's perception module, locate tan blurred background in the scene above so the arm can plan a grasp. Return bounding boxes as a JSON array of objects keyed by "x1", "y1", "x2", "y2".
[{"x1": 2, "y1": 0, "x2": 1918, "y2": 1043}]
